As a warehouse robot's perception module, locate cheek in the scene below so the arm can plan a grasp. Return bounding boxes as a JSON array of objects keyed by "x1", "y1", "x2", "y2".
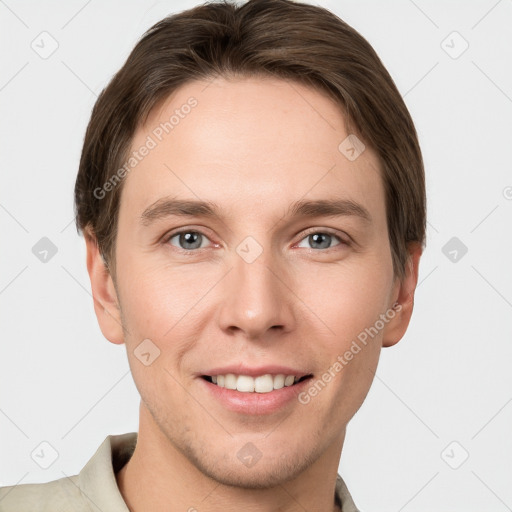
[
  {"x1": 294, "y1": 256, "x2": 393, "y2": 346},
  {"x1": 308, "y1": 261, "x2": 392, "y2": 416},
  {"x1": 116, "y1": 260, "x2": 199, "y2": 398},
  {"x1": 116, "y1": 250, "x2": 197, "y2": 331},
  {"x1": 115, "y1": 254, "x2": 217, "y2": 378}
]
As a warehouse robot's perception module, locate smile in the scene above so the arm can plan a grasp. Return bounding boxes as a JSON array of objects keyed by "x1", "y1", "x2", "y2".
[{"x1": 202, "y1": 373, "x2": 312, "y2": 393}]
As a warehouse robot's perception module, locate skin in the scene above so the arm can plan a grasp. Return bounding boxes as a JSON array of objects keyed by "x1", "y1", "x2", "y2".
[{"x1": 85, "y1": 76, "x2": 422, "y2": 512}]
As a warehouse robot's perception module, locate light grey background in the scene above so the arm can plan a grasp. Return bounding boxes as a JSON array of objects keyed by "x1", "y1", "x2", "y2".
[{"x1": 1, "y1": 1, "x2": 511, "y2": 511}]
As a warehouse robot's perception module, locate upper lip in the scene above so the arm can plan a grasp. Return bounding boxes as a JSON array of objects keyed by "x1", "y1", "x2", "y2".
[{"x1": 199, "y1": 365, "x2": 312, "y2": 379}]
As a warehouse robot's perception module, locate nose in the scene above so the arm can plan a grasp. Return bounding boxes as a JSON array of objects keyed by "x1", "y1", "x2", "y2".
[{"x1": 216, "y1": 245, "x2": 297, "y2": 341}]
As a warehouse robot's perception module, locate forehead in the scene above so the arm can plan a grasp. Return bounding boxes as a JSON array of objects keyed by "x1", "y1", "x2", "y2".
[{"x1": 120, "y1": 76, "x2": 385, "y2": 227}]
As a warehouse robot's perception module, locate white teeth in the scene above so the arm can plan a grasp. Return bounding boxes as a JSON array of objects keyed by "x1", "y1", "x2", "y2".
[
  {"x1": 254, "y1": 374, "x2": 274, "y2": 393},
  {"x1": 224, "y1": 373, "x2": 237, "y2": 390},
  {"x1": 209, "y1": 373, "x2": 303, "y2": 393},
  {"x1": 273, "y1": 374, "x2": 285, "y2": 390},
  {"x1": 284, "y1": 375, "x2": 295, "y2": 387},
  {"x1": 236, "y1": 375, "x2": 255, "y2": 392}
]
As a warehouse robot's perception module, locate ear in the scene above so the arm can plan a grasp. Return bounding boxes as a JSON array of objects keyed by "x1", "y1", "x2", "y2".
[
  {"x1": 381, "y1": 242, "x2": 423, "y2": 348},
  {"x1": 84, "y1": 228, "x2": 125, "y2": 345}
]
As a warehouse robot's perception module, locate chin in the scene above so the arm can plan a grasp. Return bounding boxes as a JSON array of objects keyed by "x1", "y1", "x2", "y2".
[
  {"x1": 146, "y1": 395, "x2": 331, "y2": 489},
  {"x1": 189, "y1": 448, "x2": 317, "y2": 490}
]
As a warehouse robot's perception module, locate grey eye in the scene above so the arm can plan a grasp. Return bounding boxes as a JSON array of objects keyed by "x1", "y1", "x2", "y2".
[
  {"x1": 297, "y1": 232, "x2": 341, "y2": 250},
  {"x1": 168, "y1": 231, "x2": 209, "y2": 250}
]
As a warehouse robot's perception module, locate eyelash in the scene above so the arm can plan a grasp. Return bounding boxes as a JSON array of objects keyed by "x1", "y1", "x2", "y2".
[{"x1": 162, "y1": 227, "x2": 350, "y2": 254}]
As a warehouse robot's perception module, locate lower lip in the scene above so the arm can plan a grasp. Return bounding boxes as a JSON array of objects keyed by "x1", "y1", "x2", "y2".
[{"x1": 200, "y1": 377, "x2": 312, "y2": 415}]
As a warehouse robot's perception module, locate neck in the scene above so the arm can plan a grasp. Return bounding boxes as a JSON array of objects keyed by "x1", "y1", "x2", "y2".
[{"x1": 116, "y1": 402, "x2": 345, "y2": 512}]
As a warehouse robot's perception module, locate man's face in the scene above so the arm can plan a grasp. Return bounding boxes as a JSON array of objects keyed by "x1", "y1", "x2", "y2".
[{"x1": 105, "y1": 76, "x2": 404, "y2": 487}]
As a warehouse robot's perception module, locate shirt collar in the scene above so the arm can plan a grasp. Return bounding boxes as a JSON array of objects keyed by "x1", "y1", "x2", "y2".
[{"x1": 78, "y1": 432, "x2": 134, "y2": 511}]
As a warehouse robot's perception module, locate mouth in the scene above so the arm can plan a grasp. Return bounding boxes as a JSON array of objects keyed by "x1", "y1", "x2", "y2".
[{"x1": 201, "y1": 373, "x2": 313, "y2": 393}]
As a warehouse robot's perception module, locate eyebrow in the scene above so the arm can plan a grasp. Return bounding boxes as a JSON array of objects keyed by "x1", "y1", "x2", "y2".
[{"x1": 140, "y1": 197, "x2": 372, "y2": 226}]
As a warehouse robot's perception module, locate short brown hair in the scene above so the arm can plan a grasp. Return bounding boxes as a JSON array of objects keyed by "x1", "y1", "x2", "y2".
[{"x1": 74, "y1": 0, "x2": 426, "y2": 281}]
